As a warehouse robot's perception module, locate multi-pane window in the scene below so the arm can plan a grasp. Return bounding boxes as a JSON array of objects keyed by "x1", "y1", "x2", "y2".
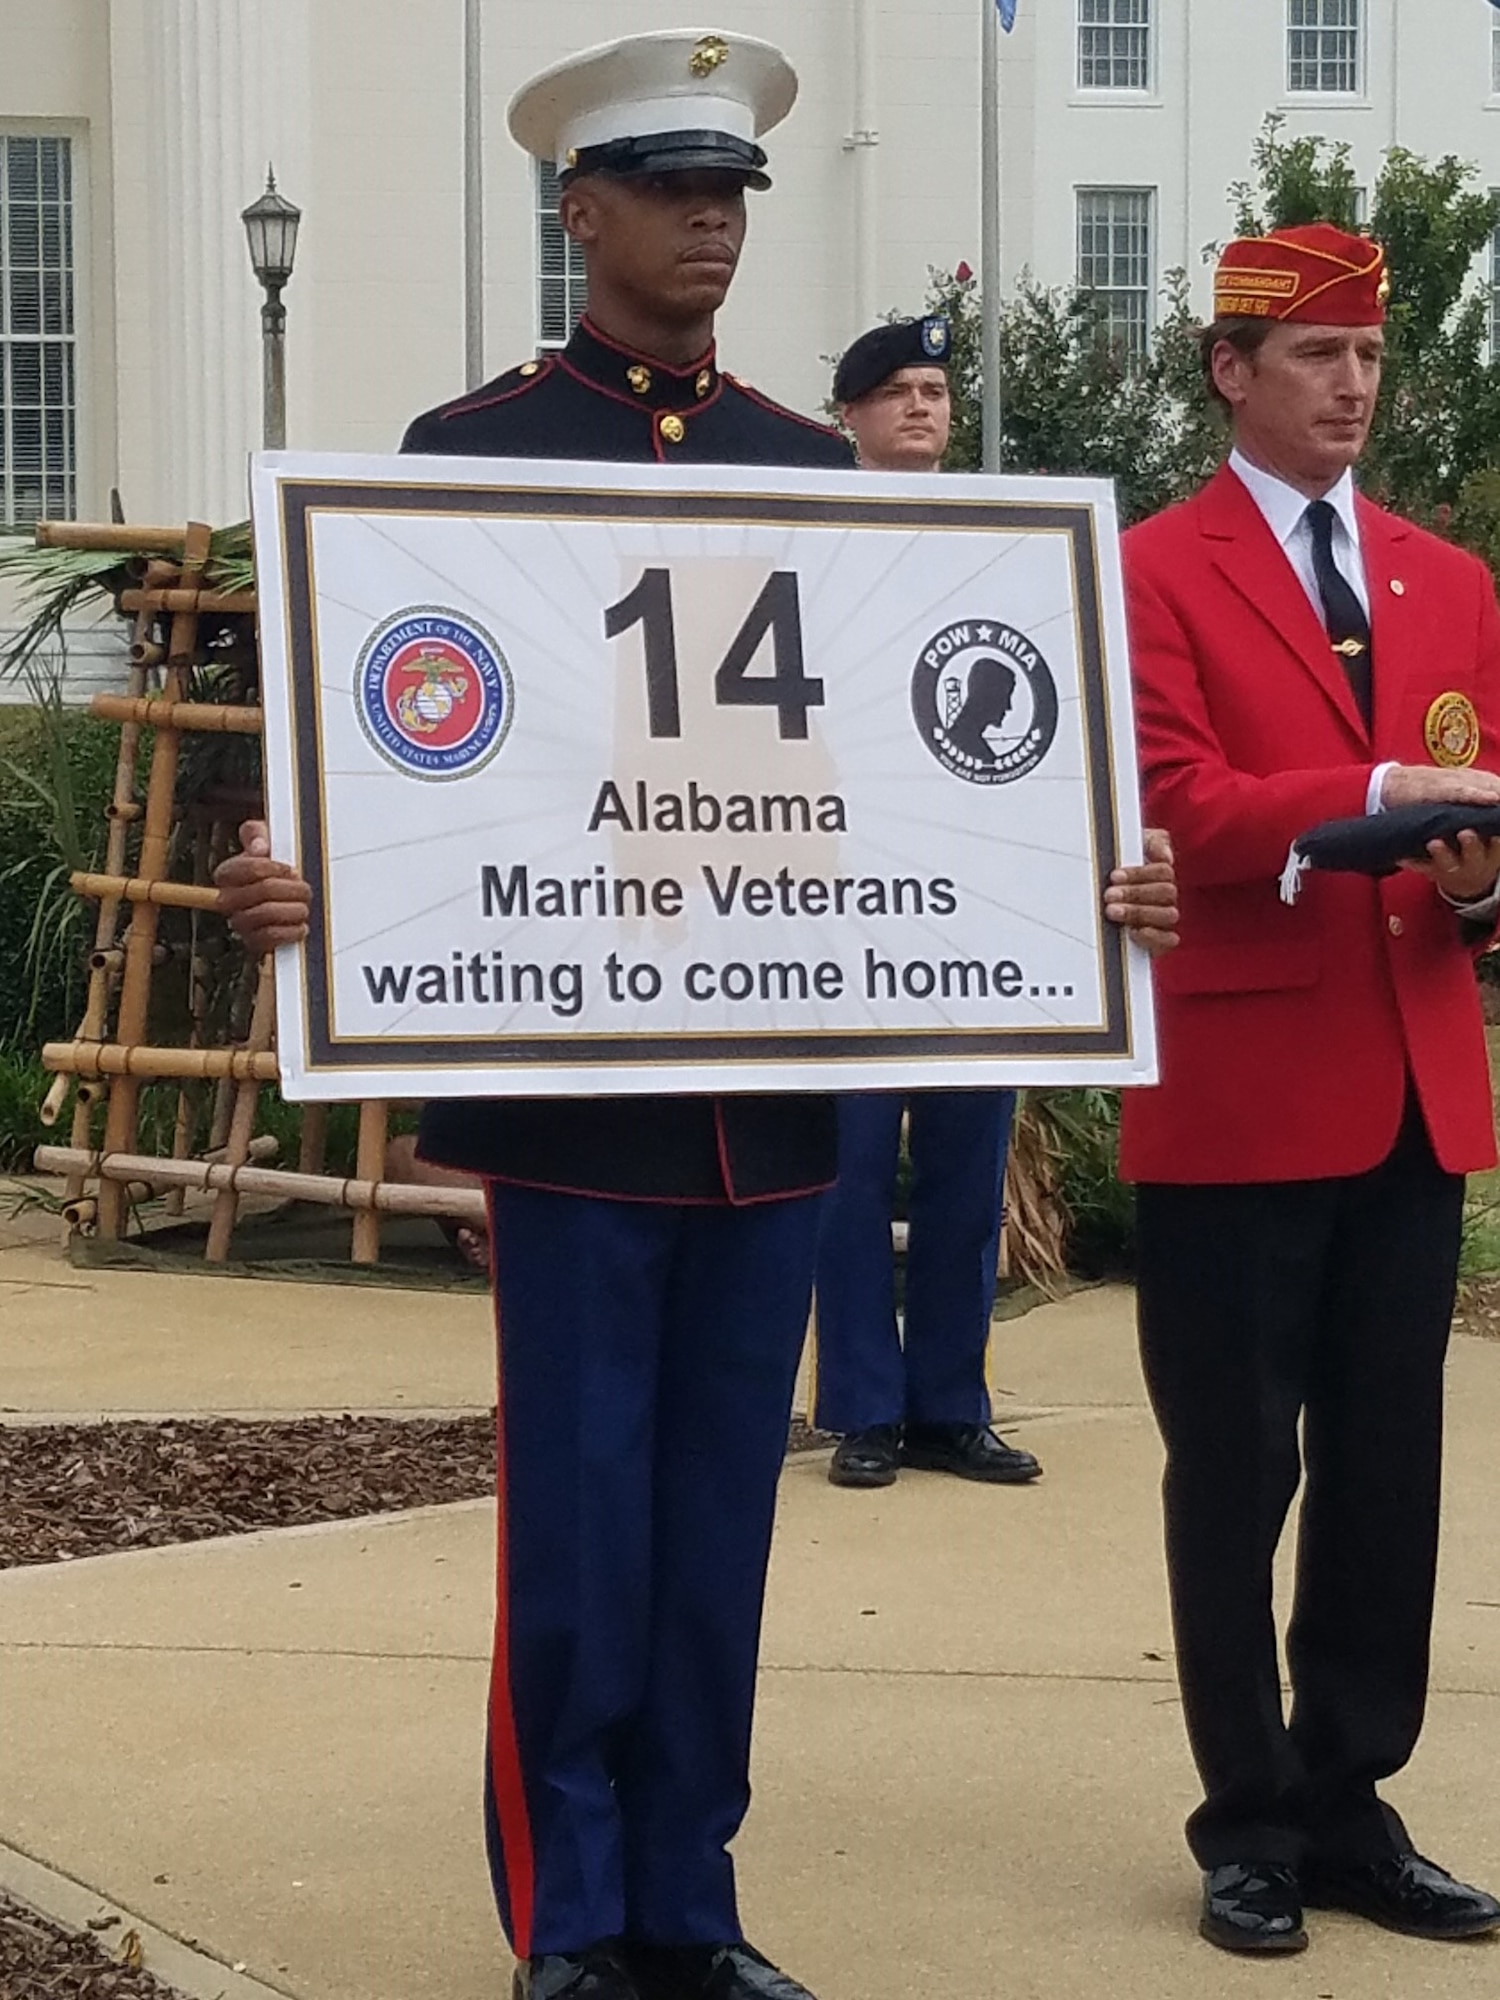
[
  {"x1": 0, "y1": 136, "x2": 76, "y2": 526},
  {"x1": 1492, "y1": 17, "x2": 1500, "y2": 96},
  {"x1": 1077, "y1": 0, "x2": 1151, "y2": 92},
  {"x1": 1076, "y1": 188, "x2": 1155, "y2": 361},
  {"x1": 1287, "y1": 0, "x2": 1361, "y2": 95},
  {"x1": 1491, "y1": 217, "x2": 1500, "y2": 361},
  {"x1": 536, "y1": 160, "x2": 587, "y2": 349}
]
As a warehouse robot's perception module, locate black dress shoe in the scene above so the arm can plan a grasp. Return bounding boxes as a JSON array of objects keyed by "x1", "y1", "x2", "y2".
[
  {"x1": 899, "y1": 1421, "x2": 1042, "y2": 1483},
  {"x1": 625, "y1": 1941, "x2": 818, "y2": 1999},
  {"x1": 1304, "y1": 1851, "x2": 1500, "y2": 1939},
  {"x1": 827, "y1": 1424, "x2": 900, "y2": 1488},
  {"x1": 513, "y1": 1946, "x2": 642, "y2": 1999},
  {"x1": 1199, "y1": 1862, "x2": 1308, "y2": 1954}
]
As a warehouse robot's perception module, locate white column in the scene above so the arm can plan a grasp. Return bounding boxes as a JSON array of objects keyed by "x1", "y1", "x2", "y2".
[{"x1": 114, "y1": 0, "x2": 310, "y2": 525}]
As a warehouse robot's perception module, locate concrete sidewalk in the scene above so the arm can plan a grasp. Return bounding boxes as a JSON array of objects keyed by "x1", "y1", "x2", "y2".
[{"x1": 1, "y1": 1216, "x2": 1498, "y2": 1999}]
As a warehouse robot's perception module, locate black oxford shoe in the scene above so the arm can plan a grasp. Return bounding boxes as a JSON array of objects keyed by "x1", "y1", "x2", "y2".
[
  {"x1": 827, "y1": 1424, "x2": 900, "y2": 1488},
  {"x1": 513, "y1": 1946, "x2": 642, "y2": 1999},
  {"x1": 1304, "y1": 1851, "x2": 1500, "y2": 1939},
  {"x1": 900, "y1": 1421, "x2": 1042, "y2": 1483},
  {"x1": 1199, "y1": 1862, "x2": 1308, "y2": 1954},
  {"x1": 626, "y1": 1940, "x2": 818, "y2": 1999}
]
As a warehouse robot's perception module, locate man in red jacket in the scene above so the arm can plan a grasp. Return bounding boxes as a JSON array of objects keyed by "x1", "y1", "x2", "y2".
[{"x1": 1122, "y1": 222, "x2": 1500, "y2": 1955}]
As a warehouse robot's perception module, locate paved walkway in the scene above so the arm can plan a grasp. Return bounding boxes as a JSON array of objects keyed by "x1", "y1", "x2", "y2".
[{"x1": 2, "y1": 1208, "x2": 1499, "y2": 1999}]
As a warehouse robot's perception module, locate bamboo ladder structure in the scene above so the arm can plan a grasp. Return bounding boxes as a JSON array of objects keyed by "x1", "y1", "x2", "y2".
[{"x1": 32, "y1": 521, "x2": 486, "y2": 1264}]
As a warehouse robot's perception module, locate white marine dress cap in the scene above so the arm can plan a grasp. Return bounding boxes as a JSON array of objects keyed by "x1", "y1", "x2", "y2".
[{"x1": 508, "y1": 28, "x2": 799, "y2": 191}]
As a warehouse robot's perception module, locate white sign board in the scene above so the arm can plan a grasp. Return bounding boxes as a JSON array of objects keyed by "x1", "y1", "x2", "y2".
[{"x1": 251, "y1": 453, "x2": 1156, "y2": 1100}]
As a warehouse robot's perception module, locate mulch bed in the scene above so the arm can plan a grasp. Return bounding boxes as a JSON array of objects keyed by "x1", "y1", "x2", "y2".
[
  {"x1": 1456, "y1": 1272, "x2": 1500, "y2": 1340},
  {"x1": 0, "y1": 1412, "x2": 835, "y2": 1572},
  {"x1": 0, "y1": 1415, "x2": 497, "y2": 1570},
  {"x1": 0, "y1": 1894, "x2": 186, "y2": 2000}
]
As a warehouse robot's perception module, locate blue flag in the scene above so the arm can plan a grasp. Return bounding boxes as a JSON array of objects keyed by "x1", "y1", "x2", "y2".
[{"x1": 998, "y1": 0, "x2": 1018, "y2": 28}]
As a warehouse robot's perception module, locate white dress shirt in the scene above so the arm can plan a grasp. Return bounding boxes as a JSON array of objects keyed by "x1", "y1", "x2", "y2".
[
  {"x1": 1228, "y1": 449, "x2": 1388, "y2": 815},
  {"x1": 1231, "y1": 450, "x2": 1500, "y2": 917}
]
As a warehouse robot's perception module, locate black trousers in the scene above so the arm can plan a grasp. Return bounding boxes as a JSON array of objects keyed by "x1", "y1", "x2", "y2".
[{"x1": 1135, "y1": 1099, "x2": 1464, "y2": 1869}]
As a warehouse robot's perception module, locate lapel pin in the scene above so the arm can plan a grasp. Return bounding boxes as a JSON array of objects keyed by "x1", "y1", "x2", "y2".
[{"x1": 1390, "y1": 579, "x2": 1406, "y2": 596}]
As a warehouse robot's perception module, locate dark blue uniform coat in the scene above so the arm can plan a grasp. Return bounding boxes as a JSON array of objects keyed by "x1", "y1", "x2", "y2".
[{"x1": 401, "y1": 317, "x2": 853, "y2": 1958}]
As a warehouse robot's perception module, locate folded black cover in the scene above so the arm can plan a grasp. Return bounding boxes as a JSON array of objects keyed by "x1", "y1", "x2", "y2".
[{"x1": 1280, "y1": 804, "x2": 1500, "y2": 902}]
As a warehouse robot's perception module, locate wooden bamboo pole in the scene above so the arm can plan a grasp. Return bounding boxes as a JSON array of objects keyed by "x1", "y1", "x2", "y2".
[
  {"x1": 34, "y1": 1147, "x2": 489, "y2": 1222},
  {"x1": 352, "y1": 1101, "x2": 389, "y2": 1264},
  {"x1": 165, "y1": 822, "x2": 216, "y2": 1215},
  {"x1": 34, "y1": 522, "x2": 190, "y2": 554},
  {"x1": 297, "y1": 1102, "x2": 331, "y2": 1176},
  {"x1": 89, "y1": 941, "x2": 176, "y2": 976},
  {"x1": 117, "y1": 587, "x2": 256, "y2": 616},
  {"x1": 89, "y1": 695, "x2": 262, "y2": 735},
  {"x1": 39, "y1": 1072, "x2": 71, "y2": 1126},
  {"x1": 57, "y1": 1133, "x2": 282, "y2": 1230},
  {"x1": 97, "y1": 517, "x2": 212, "y2": 1237},
  {"x1": 71, "y1": 872, "x2": 221, "y2": 912},
  {"x1": 43, "y1": 1042, "x2": 280, "y2": 1083},
  {"x1": 204, "y1": 959, "x2": 277, "y2": 1262},
  {"x1": 61, "y1": 593, "x2": 158, "y2": 1215}
]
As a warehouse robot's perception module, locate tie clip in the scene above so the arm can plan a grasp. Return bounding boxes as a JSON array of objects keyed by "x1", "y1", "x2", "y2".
[{"x1": 1332, "y1": 638, "x2": 1367, "y2": 657}]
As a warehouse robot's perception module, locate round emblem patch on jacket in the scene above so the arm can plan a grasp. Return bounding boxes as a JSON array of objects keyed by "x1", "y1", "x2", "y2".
[
  {"x1": 1424, "y1": 691, "x2": 1480, "y2": 770},
  {"x1": 356, "y1": 609, "x2": 513, "y2": 779}
]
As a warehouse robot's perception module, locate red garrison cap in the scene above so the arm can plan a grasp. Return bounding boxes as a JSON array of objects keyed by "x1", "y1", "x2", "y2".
[{"x1": 1213, "y1": 222, "x2": 1389, "y2": 326}]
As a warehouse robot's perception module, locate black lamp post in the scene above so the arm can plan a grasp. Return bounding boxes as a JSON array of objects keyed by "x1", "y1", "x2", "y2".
[{"x1": 241, "y1": 167, "x2": 302, "y2": 450}]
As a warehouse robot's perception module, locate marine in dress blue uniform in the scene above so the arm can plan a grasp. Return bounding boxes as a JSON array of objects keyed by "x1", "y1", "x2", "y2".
[
  {"x1": 811, "y1": 320, "x2": 1040, "y2": 1494},
  {"x1": 401, "y1": 33, "x2": 851, "y2": 2000}
]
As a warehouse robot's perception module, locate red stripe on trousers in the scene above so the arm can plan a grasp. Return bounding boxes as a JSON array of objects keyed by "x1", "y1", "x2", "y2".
[{"x1": 485, "y1": 1182, "x2": 537, "y2": 1958}]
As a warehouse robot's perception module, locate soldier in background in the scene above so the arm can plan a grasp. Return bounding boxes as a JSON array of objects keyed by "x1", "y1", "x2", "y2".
[{"x1": 814, "y1": 318, "x2": 1173, "y2": 1492}]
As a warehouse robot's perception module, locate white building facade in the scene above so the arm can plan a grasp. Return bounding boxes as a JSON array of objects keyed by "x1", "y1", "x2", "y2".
[{"x1": 2, "y1": 0, "x2": 1500, "y2": 538}]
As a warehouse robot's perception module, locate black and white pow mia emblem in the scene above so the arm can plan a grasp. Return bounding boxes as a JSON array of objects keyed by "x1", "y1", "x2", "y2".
[{"x1": 911, "y1": 620, "x2": 1059, "y2": 785}]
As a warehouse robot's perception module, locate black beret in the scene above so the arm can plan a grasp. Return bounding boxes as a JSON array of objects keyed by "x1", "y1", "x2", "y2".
[
  {"x1": 1279, "y1": 803, "x2": 1500, "y2": 902},
  {"x1": 833, "y1": 317, "x2": 951, "y2": 405}
]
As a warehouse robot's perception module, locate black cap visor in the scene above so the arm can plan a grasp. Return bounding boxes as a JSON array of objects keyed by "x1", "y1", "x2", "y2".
[{"x1": 562, "y1": 128, "x2": 771, "y2": 190}]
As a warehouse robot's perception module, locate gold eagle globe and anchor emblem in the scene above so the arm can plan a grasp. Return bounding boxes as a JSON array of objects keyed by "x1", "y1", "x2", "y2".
[
  {"x1": 1424, "y1": 691, "x2": 1481, "y2": 770},
  {"x1": 689, "y1": 35, "x2": 730, "y2": 77},
  {"x1": 394, "y1": 647, "x2": 473, "y2": 736}
]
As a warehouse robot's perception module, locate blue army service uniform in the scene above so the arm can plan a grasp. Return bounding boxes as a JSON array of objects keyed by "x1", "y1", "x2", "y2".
[
  {"x1": 811, "y1": 313, "x2": 1021, "y2": 1459},
  {"x1": 403, "y1": 314, "x2": 853, "y2": 1961},
  {"x1": 813, "y1": 1089, "x2": 1016, "y2": 1433}
]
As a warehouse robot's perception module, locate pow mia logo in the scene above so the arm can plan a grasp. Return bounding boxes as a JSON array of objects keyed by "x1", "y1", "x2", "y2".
[{"x1": 911, "y1": 619, "x2": 1059, "y2": 785}]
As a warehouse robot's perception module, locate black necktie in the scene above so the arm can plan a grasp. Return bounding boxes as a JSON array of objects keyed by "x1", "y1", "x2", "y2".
[{"x1": 1306, "y1": 498, "x2": 1372, "y2": 728}]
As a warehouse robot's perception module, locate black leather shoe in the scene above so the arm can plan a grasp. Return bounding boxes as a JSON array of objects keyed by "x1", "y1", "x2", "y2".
[
  {"x1": 827, "y1": 1424, "x2": 900, "y2": 1488},
  {"x1": 1304, "y1": 1851, "x2": 1500, "y2": 1939},
  {"x1": 513, "y1": 1946, "x2": 642, "y2": 1999},
  {"x1": 900, "y1": 1421, "x2": 1042, "y2": 1483},
  {"x1": 1199, "y1": 1862, "x2": 1308, "y2": 1954},
  {"x1": 625, "y1": 1941, "x2": 818, "y2": 1999}
]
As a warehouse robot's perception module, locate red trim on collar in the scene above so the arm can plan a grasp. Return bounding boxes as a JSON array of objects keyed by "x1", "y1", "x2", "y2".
[
  {"x1": 725, "y1": 374, "x2": 845, "y2": 439},
  {"x1": 556, "y1": 353, "x2": 662, "y2": 414},
  {"x1": 439, "y1": 357, "x2": 555, "y2": 420},
  {"x1": 578, "y1": 314, "x2": 717, "y2": 384}
]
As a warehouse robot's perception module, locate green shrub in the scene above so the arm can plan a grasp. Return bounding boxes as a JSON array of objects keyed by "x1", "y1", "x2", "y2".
[
  {"x1": 1039, "y1": 1089, "x2": 1136, "y2": 1276},
  {"x1": 0, "y1": 699, "x2": 121, "y2": 1046},
  {"x1": 0, "y1": 1044, "x2": 52, "y2": 1171}
]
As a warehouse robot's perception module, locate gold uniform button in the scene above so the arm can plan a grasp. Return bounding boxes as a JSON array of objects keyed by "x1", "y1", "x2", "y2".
[
  {"x1": 627, "y1": 365, "x2": 652, "y2": 395},
  {"x1": 660, "y1": 414, "x2": 686, "y2": 444},
  {"x1": 696, "y1": 370, "x2": 713, "y2": 398},
  {"x1": 1389, "y1": 914, "x2": 1405, "y2": 937},
  {"x1": 519, "y1": 361, "x2": 540, "y2": 377}
]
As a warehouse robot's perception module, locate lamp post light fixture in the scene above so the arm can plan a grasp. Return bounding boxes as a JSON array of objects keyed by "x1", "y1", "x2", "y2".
[{"x1": 241, "y1": 166, "x2": 302, "y2": 450}]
